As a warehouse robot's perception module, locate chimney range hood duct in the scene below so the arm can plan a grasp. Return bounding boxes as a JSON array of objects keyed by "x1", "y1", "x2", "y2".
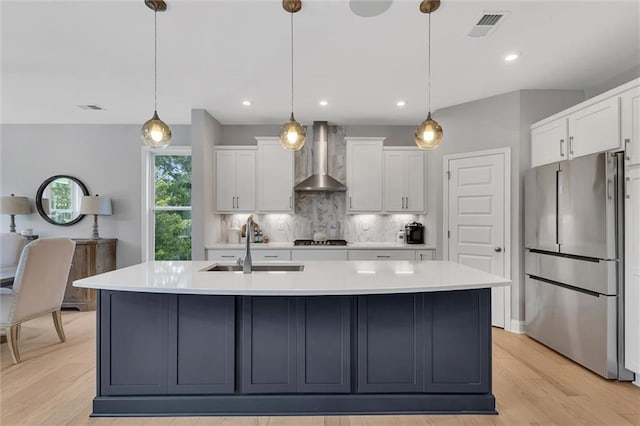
[{"x1": 294, "y1": 121, "x2": 347, "y2": 192}]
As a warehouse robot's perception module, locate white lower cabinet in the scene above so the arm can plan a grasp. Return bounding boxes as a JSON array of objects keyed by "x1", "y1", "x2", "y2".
[
  {"x1": 291, "y1": 250, "x2": 349, "y2": 261},
  {"x1": 415, "y1": 250, "x2": 434, "y2": 261},
  {"x1": 207, "y1": 250, "x2": 244, "y2": 262},
  {"x1": 348, "y1": 250, "x2": 416, "y2": 261},
  {"x1": 252, "y1": 250, "x2": 291, "y2": 261},
  {"x1": 624, "y1": 166, "x2": 640, "y2": 374}
]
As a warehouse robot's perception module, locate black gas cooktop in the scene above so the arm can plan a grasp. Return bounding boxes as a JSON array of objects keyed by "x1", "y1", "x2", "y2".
[{"x1": 293, "y1": 239, "x2": 348, "y2": 246}]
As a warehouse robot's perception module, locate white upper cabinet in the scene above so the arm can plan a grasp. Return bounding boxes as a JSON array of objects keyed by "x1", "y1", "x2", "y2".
[
  {"x1": 383, "y1": 149, "x2": 426, "y2": 213},
  {"x1": 622, "y1": 86, "x2": 640, "y2": 166},
  {"x1": 568, "y1": 96, "x2": 620, "y2": 159},
  {"x1": 256, "y1": 138, "x2": 294, "y2": 212},
  {"x1": 215, "y1": 147, "x2": 256, "y2": 213},
  {"x1": 346, "y1": 138, "x2": 384, "y2": 213},
  {"x1": 531, "y1": 79, "x2": 639, "y2": 168},
  {"x1": 531, "y1": 119, "x2": 568, "y2": 167}
]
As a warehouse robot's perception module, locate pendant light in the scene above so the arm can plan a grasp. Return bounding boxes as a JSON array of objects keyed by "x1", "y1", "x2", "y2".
[
  {"x1": 279, "y1": 0, "x2": 306, "y2": 151},
  {"x1": 141, "y1": 0, "x2": 172, "y2": 149},
  {"x1": 415, "y1": 0, "x2": 443, "y2": 150}
]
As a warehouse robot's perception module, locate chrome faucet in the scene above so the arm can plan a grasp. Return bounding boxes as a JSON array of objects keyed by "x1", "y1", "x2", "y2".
[{"x1": 243, "y1": 215, "x2": 255, "y2": 274}]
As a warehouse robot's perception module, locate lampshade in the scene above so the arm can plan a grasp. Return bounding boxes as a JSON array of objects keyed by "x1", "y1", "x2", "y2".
[
  {"x1": 80, "y1": 195, "x2": 112, "y2": 216},
  {"x1": 279, "y1": 113, "x2": 306, "y2": 151},
  {"x1": 0, "y1": 195, "x2": 30, "y2": 215},
  {"x1": 414, "y1": 112, "x2": 444, "y2": 150}
]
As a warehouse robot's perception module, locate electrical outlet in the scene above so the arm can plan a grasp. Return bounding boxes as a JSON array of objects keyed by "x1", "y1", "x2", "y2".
[
  {"x1": 361, "y1": 222, "x2": 369, "y2": 231},
  {"x1": 278, "y1": 222, "x2": 285, "y2": 231}
]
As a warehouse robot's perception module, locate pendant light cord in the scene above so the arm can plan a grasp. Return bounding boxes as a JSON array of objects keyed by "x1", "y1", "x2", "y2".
[
  {"x1": 154, "y1": 9, "x2": 158, "y2": 112},
  {"x1": 290, "y1": 11, "x2": 294, "y2": 116},
  {"x1": 427, "y1": 11, "x2": 431, "y2": 113}
]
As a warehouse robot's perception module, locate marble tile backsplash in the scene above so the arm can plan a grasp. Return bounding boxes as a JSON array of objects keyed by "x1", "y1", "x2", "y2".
[{"x1": 218, "y1": 124, "x2": 427, "y2": 243}]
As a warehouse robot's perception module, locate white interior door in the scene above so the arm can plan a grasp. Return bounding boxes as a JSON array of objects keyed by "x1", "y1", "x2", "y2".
[{"x1": 447, "y1": 152, "x2": 507, "y2": 328}]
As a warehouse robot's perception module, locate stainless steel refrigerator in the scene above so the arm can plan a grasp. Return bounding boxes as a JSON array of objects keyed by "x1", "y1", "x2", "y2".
[{"x1": 525, "y1": 151, "x2": 634, "y2": 380}]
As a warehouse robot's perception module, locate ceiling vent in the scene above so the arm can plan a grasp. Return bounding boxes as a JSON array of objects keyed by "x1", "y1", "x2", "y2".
[
  {"x1": 467, "y1": 11, "x2": 509, "y2": 38},
  {"x1": 77, "y1": 104, "x2": 105, "y2": 111}
]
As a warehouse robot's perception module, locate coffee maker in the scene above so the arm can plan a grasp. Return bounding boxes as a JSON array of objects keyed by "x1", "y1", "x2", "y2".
[{"x1": 404, "y1": 221, "x2": 425, "y2": 244}]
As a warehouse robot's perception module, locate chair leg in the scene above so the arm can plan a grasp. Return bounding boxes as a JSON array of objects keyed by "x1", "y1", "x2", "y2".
[
  {"x1": 15, "y1": 324, "x2": 20, "y2": 340},
  {"x1": 52, "y1": 310, "x2": 66, "y2": 343},
  {"x1": 6, "y1": 325, "x2": 21, "y2": 364}
]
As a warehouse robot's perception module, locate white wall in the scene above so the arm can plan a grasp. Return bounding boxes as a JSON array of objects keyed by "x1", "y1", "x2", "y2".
[
  {"x1": 0, "y1": 124, "x2": 190, "y2": 268},
  {"x1": 191, "y1": 109, "x2": 222, "y2": 260}
]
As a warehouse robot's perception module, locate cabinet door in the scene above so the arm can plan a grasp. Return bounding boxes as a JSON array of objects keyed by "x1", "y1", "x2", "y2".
[
  {"x1": 383, "y1": 151, "x2": 405, "y2": 212},
  {"x1": 100, "y1": 291, "x2": 169, "y2": 396},
  {"x1": 625, "y1": 167, "x2": 640, "y2": 374},
  {"x1": 168, "y1": 295, "x2": 235, "y2": 394},
  {"x1": 257, "y1": 140, "x2": 294, "y2": 212},
  {"x1": 405, "y1": 151, "x2": 425, "y2": 212},
  {"x1": 296, "y1": 296, "x2": 351, "y2": 393},
  {"x1": 569, "y1": 96, "x2": 621, "y2": 158},
  {"x1": 235, "y1": 151, "x2": 256, "y2": 212},
  {"x1": 241, "y1": 297, "x2": 297, "y2": 393},
  {"x1": 531, "y1": 119, "x2": 567, "y2": 167},
  {"x1": 215, "y1": 151, "x2": 236, "y2": 212},
  {"x1": 357, "y1": 294, "x2": 424, "y2": 393},
  {"x1": 347, "y1": 140, "x2": 383, "y2": 212},
  {"x1": 622, "y1": 87, "x2": 640, "y2": 166}
]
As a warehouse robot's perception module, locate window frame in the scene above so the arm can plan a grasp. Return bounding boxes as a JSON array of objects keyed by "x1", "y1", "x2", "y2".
[{"x1": 142, "y1": 146, "x2": 193, "y2": 262}]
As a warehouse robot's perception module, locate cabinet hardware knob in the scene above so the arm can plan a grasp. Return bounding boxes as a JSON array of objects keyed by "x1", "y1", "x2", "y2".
[
  {"x1": 569, "y1": 136, "x2": 575, "y2": 155},
  {"x1": 627, "y1": 177, "x2": 631, "y2": 199},
  {"x1": 494, "y1": 247, "x2": 502, "y2": 252},
  {"x1": 560, "y1": 139, "x2": 565, "y2": 157}
]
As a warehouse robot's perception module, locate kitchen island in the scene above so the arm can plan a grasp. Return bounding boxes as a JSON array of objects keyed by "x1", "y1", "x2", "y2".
[{"x1": 74, "y1": 260, "x2": 510, "y2": 417}]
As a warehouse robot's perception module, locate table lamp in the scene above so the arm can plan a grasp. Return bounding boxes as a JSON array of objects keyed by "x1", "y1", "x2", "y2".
[
  {"x1": 80, "y1": 194, "x2": 112, "y2": 239},
  {"x1": 0, "y1": 194, "x2": 31, "y2": 233}
]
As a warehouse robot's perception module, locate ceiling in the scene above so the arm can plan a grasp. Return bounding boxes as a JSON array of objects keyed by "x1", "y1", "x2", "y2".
[{"x1": 1, "y1": 0, "x2": 639, "y2": 125}]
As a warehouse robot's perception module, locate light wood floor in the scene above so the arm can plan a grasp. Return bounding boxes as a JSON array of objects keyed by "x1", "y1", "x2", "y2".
[{"x1": 1, "y1": 311, "x2": 638, "y2": 426}]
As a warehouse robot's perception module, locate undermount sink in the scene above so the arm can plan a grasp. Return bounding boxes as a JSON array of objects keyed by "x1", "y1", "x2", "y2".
[{"x1": 206, "y1": 264, "x2": 305, "y2": 272}]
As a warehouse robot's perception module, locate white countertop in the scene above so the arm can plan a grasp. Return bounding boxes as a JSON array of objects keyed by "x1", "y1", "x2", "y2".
[
  {"x1": 206, "y1": 242, "x2": 436, "y2": 250},
  {"x1": 74, "y1": 260, "x2": 509, "y2": 296}
]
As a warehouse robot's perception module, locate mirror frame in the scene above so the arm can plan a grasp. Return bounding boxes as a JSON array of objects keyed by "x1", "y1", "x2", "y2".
[{"x1": 36, "y1": 175, "x2": 90, "y2": 226}]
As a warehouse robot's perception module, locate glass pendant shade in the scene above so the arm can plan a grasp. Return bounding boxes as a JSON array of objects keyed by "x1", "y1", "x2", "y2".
[
  {"x1": 142, "y1": 110, "x2": 172, "y2": 149},
  {"x1": 414, "y1": 112, "x2": 443, "y2": 150},
  {"x1": 279, "y1": 113, "x2": 306, "y2": 151}
]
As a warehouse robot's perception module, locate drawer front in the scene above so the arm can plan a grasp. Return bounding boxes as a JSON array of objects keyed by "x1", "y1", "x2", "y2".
[
  {"x1": 348, "y1": 250, "x2": 415, "y2": 261},
  {"x1": 291, "y1": 249, "x2": 348, "y2": 261},
  {"x1": 253, "y1": 250, "x2": 292, "y2": 261},
  {"x1": 207, "y1": 250, "x2": 244, "y2": 261}
]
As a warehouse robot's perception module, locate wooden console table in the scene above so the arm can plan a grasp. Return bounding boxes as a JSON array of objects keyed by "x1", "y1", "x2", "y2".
[{"x1": 62, "y1": 238, "x2": 117, "y2": 311}]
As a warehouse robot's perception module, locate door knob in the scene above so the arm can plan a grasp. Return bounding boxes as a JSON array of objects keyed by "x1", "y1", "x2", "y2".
[{"x1": 494, "y1": 247, "x2": 502, "y2": 252}]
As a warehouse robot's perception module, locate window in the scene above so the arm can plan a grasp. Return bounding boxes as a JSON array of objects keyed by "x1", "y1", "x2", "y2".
[{"x1": 143, "y1": 147, "x2": 192, "y2": 261}]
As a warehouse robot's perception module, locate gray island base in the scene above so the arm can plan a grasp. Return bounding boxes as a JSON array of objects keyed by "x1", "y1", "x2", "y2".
[{"x1": 94, "y1": 288, "x2": 494, "y2": 417}]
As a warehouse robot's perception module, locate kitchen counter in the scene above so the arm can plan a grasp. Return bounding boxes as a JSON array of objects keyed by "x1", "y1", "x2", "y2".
[
  {"x1": 74, "y1": 260, "x2": 508, "y2": 296},
  {"x1": 205, "y1": 242, "x2": 436, "y2": 250},
  {"x1": 79, "y1": 260, "x2": 508, "y2": 417}
]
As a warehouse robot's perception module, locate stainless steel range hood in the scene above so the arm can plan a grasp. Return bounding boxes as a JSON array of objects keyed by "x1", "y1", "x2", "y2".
[{"x1": 294, "y1": 121, "x2": 347, "y2": 192}]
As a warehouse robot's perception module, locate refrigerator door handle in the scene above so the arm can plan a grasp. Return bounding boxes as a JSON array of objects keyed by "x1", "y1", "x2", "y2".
[
  {"x1": 607, "y1": 179, "x2": 613, "y2": 200},
  {"x1": 556, "y1": 169, "x2": 563, "y2": 246}
]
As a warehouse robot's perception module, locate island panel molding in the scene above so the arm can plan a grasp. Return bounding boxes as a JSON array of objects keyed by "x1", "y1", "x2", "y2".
[{"x1": 95, "y1": 288, "x2": 495, "y2": 416}]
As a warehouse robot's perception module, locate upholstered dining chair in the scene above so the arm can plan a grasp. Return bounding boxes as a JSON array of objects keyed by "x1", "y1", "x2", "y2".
[
  {"x1": 0, "y1": 232, "x2": 26, "y2": 268},
  {"x1": 0, "y1": 238, "x2": 75, "y2": 364}
]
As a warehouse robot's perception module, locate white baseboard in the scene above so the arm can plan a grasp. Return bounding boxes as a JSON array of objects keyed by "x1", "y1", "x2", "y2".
[
  {"x1": 509, "y1": 320, "x2": 526, "y2": 334},
  {"x1": 633, "y1": 379, "x2": 640, "y2": 388}
]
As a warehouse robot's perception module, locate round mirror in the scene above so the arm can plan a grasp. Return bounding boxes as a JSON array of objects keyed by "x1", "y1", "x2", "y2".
[{"x1": 36, "y1": 175, "x2": 89, "y2": 226}]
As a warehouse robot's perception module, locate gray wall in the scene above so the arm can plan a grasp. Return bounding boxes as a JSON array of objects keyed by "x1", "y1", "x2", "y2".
[
  {"x1": 191, "y1": 109, "x2": 222, "y2": 260},
  {"x1": 585, "y1": 65, "x2": 640, "y2": 99},
  {"x1": 424, "y1": 89, "x2": 584, "y2": 325},
  {"x1": 0, "y1": 124, "x2": 191, "y2": 268}
]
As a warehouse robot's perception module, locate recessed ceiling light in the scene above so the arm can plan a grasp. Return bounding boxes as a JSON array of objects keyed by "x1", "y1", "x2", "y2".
[
  {"x1": 396, "y1": 100, "x2": 407, "y2": 107},
  {"x1": 504, "y1": 52, "x2": 520, "y2": 62},
  {"x1": 319, "y1": 100, "x2": 329, "y2": 107},
  {"x1": 242, "y1": 100, "x2": 252, "y2": 106}
]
